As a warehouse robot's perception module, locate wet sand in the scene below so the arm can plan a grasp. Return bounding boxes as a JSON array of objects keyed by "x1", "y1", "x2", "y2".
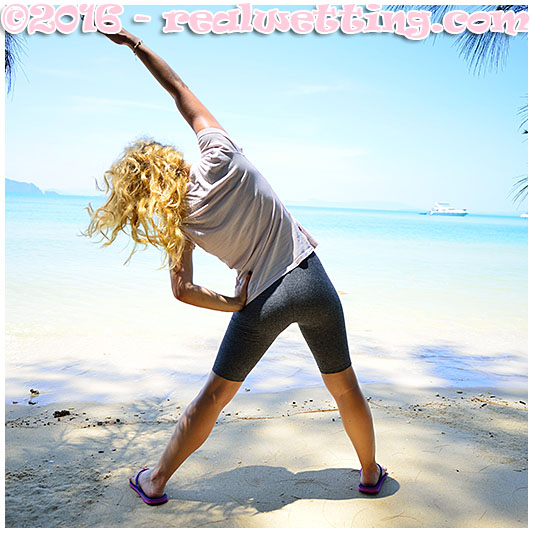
[{"x1": 5, "y1": 384, "x2": 527, "y2": 528}]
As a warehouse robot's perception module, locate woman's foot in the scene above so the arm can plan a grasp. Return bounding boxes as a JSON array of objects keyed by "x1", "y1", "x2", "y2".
[
  {"x1": 129, "y1": 468, "x2": 166, "y2": 499},
  {"x1": 360, "y1": 463, "x2": 387, "y2": 486}
]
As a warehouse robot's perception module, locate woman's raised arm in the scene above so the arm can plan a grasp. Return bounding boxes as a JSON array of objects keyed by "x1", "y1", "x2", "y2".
[{"x1": 102, "y1": 27, "x2": 223, "y2": 134}]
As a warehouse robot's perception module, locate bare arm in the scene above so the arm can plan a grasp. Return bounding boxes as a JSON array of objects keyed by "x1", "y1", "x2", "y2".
[
  {"x1": 101, "y1": 27, "x2": 223, "y2": 134},
  {"x1": 170, "y1": 245, "x2": 251, "y2": 312}
]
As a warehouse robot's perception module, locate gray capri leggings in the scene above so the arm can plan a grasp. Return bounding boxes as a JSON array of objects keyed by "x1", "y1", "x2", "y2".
[{"x1": 212, "y1": 252, "x2": 352, "y2": 382}]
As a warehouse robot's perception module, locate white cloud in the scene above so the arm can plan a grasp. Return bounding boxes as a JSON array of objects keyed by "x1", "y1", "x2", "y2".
[
  {"x1": 245, "y1": 137, "x2": 366, "y2": 162},
  {"x1": 72, "y1": 96, "x2": 175, "y2": 112},
  {"x1": 240, "y1": 136, "x2": 368, "y2": 204},
  {"x1": 284, "y1": 81, "x2": 350, "y2": 96},
  {"x1": 33, "y1": 67, "x2": 85, "y2": 79}
]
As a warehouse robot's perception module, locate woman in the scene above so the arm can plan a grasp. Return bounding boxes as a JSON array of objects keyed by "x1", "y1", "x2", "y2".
[{"x1": 87, "y1": 26, "x2": 387, "y2": 505}]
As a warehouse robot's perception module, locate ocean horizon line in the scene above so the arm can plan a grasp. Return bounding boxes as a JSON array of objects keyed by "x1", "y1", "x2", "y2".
[{"x1": 5, "y1": 191, "x2": 527, "y2": 218}]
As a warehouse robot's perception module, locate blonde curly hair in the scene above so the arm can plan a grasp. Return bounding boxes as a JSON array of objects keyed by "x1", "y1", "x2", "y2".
[{"x1": 86, "y1": 138, "x2": 190, "y2": 269}]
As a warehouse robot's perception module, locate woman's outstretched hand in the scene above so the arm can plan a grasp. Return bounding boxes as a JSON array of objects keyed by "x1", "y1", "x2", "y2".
[
  {"x1": 101, "y1": 27, "x2": 138, "y2": 48},
  {"x1": 83, "y1": 14, "x2": 137, "y2": 48},
  {"x1": 234, "y1": 272, "x2": 252, "y2": 311}
]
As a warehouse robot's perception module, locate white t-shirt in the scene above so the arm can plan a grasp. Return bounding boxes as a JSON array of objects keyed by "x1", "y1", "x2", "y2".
[{"x1": 182, "y1": 128, "x2": 317, "y2": 304}]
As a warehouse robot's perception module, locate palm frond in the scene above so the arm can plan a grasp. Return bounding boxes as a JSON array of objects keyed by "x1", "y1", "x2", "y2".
[
  {"x1": 5, "y1": 31, "x2": 25, "y2": 93},
  {"x1": 455, "y1": 28, "x2": 510, "y2": 75},
  {"x1": 512, "y1": 100, "x2": 528, "y2": 204},
  {"x1": 518, "y1": 99, "x2": 528, "y2": 135},
  {"x1": 388, "y1": 5, "x2": 528, "y2": 75},
  {"x1": 511, "y1": 175, "x2": 528, "y2": 204},
  {"x1": 454, "y1": 5, "x2": 528, "y2": 75}
]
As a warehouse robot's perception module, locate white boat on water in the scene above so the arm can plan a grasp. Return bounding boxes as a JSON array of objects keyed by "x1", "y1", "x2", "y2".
[
  {"x1": 428, "y1": 202, "x2": 469, "y2": 216},
  {"x1": 520, "y1": 213, "x2": 528, "y2": 218}
]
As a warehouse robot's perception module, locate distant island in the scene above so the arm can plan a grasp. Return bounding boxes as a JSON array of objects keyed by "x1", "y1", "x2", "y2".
[{"x1": 5, "y1": 178, "x2": 60, "y2": 196}]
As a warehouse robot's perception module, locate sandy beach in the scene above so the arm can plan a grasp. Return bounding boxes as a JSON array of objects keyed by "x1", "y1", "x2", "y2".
[{"x1": 5, "y1": 383, "x2": 527, "y2": 528}]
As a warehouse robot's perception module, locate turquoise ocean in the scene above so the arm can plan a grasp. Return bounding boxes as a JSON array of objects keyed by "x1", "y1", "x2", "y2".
[{"x1": 5, "y1": 194, "x2": 528, "y2": 405}]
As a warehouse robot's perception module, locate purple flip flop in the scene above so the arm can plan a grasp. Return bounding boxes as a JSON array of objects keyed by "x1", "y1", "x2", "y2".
[
  {"x1": 129, "y1": 467, "x2": 169, "y2": 505},
  {"x1": 358, "y1": 464, "x2": 388, "y2": 494}
]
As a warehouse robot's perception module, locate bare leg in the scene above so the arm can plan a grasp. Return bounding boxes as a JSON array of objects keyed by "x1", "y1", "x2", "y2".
[
  {"x1": 131, "y1": 371, "x2": 242, "y2": 498},
  {"x1": 321, "y1": 365, "x2": 384, "y2": 486}
]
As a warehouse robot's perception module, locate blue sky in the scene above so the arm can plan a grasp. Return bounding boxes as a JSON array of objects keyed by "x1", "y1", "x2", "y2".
[{"x1": 4, "y1": 3, "x2": 529, "y2": 214}]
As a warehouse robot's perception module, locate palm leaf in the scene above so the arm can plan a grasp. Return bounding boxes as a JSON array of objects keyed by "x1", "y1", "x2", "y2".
[
  {"x1": 455, "y1": 26, "x2": 510, "y2": 75},
  {"x1": 518, "y1": 99, "x2": 528, "y2": 135},
  {"x1": 5, "y1": 31, "x2": 25, "y2": 93},
  {"x1": 511, "y1": 176, "x2": 528, "y2": 204},
  {"x1": 454, "y1": 5, "x2": 527, "y2": 75},
  {"x1": 514, "y1": 99, "x2": 528, "y2": 203},
  {"x1": 388, "y1": 5, "x2": 528, "y2": 75}
]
